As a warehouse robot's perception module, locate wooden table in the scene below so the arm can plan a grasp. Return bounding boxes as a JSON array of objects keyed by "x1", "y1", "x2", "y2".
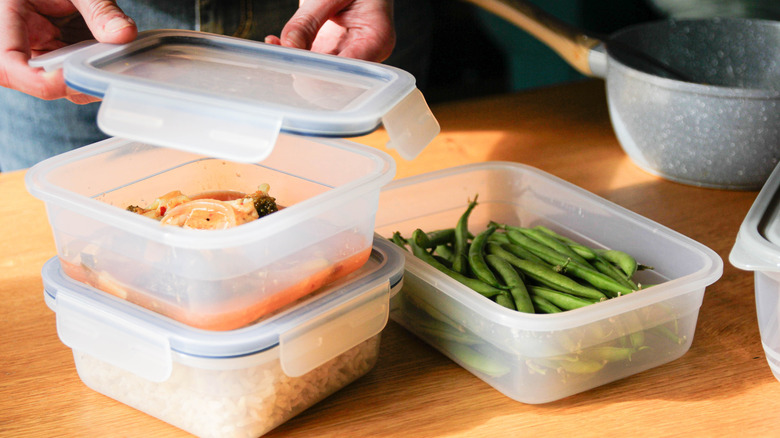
[{"x1": 1, "y1": 80, "x2": 772, "y2": 437}]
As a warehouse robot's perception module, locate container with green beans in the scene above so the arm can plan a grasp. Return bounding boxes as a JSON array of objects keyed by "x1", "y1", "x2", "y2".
[{"x1": 375, "y1": 162, "x2": 722, "y2": 404}]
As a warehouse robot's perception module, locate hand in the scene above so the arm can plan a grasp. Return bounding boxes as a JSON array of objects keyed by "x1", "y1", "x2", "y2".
[
  {"x1": 0, "y1": 0, "x2": 137, "y2": 103},
  {"x1": 265, "y1": 0, "x2": 395, "y2": 63}
]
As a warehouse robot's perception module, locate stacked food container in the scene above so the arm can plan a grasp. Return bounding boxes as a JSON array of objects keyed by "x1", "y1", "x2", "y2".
[{"x1": 26, "y1": 30, "x2": 438, "y2": 437}]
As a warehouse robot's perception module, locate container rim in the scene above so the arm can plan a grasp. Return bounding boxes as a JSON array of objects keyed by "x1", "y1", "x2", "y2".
[
  {"x1": 42, "y1": 236, "x2": 405, "y2": 359},
  {"x1": 402, "y1": 249, "x2": 718, "y2": 331},
  {"x1": 25, "y1": 135, "x2": 396, "y2": 249},
  {"x1": 730, "y1": 160, "x2": 780, "y2": 272},
  {"x1": 383, "y1": 161, "x2": 723, "y2": 331}
]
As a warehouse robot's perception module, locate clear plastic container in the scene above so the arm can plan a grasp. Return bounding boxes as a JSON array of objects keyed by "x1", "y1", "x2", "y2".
[
  {"x1": 26, "y1": 29, "x2": 441, "y2": 330},
  {"x1": 42, "y1": 237, "x2": 404, "y2": 438},
  {"x1": 730, "y1": 163, "x2": 780, "y2": 381},
  {"x1": 376, "y1": 162, "x2": 723, "y2": 404},
  {"x1": 27, "y1": 135, "x2": 395, "y2": 330}
]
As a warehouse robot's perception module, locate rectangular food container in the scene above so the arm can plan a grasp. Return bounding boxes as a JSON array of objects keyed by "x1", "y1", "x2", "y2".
[
  {"x1": 42, "y1": 236, "x2": 404, "y2": 438},
  {"x1": 27, "y1": 135, "x2": 394, "y2": 330},
  {"x1": 26, "y1": 30, "x2": 438, "y2": 331},
  {"x1": 730, "y1": 163, "x2": 780, "y2": 381},
  {"x1": 376, "y1": 162, "x2": 722, "y2": 404}
]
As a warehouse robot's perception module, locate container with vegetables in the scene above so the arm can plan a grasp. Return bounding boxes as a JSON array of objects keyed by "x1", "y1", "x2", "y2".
[{"x1": 376, "y1": 162, "x2": 722, "y2": 403}]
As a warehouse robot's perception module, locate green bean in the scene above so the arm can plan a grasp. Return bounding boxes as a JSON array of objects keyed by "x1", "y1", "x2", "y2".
[
  {"x1": 498, "y1": 241, "x2": 548, "y2": 265},
  {"x1": 402, "y1": 293, "x2": 464, "y2": 332},
  {"x1": 623, "y1": 311, "x2": 646, "y2": 348},
  {"x1": 495, "y1": 292, "x2": 516, "y2": 310},
  {"x1": 468, "y1": 224, "x2": 502, "y2": 287},
  {"x1": 531, "y1": 225, "x2": 638, "y2": 291},
  {"x1": 528, "y1": 285, "x2": 596, "y2": 311},
  {"x1": 516, "y1": 226, "x2": 592, "y2": 267},
  {"x1": 443, "y1": 342, "x2": 510, "y2": 377},
  {"x1": 592, "y1": 255, "x2": 639, "y2": 291},
  {"x1": 452, "y1": 196, "x2": 478, "y2": 274},
  {"x1": 533, "y1": 225, "x2": 598, "y2": 259},
  {"x1": 548, "y1": 257, "x2": 634, "y2": 298},
  {"x1": 409, "y1": 229, "x2": 506, "y2": 298},
  {"x1": 486, "y1": 254, "x2": 534, "y2": 313},
  {"x1": 650, "y1": 324, "x2": 686, "y2": 345},
  {"x1": 534, "y1": 356, "x2": 606, "y2": 374},
  {"x1": 411, "y1": 319, "x2": 481, "y2": 345},
  {"x1": 531, "y1": 295, "x2": 562, "y2": 313},
  {"x1": 503, "y1": 230, "x2": 634, "y2": 297},
  {"x1": 533, "y1": 225, "x2": 577, "y2": 243},
  {"x1": 505, "y1": 228, "x2": 578, "y2": 266},
  {"x1": 433, "y1": 255, "x2": 453, "y2": 269},
  {"x1": 435, "y1": 243, "x2": 455, "y2": 262},
  {"x1": 390, "y1": 231, "x2": 408, "y2": 251},
  {"x1": 425, "y1": 228, "x2": 456, "y2": 248},
  {"x1": 487, "y1": 243, "x2": 606, "y2": 300},
  {"x1": 581, "y1": 346, "x2": 638, "y2": 362},
  {"x1": 487, "y1": 231, "x2": 511, "y2": 245},
  {"x1": 567, "y1": 243, "x2": 598, "y2": 260},
  {"x1": 535, "y1": 229, "x2": 642, "y2": 291},
  {"x1": 597, "y1": 249, "x2": 638, "y2": 278}
]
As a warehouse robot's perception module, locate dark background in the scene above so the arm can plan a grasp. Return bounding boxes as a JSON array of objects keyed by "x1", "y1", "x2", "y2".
[{"x1": 421, "y1": 0, "x2": 661, "y2": 104}]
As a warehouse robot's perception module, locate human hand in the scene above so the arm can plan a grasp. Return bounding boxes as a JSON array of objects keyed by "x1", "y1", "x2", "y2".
[
  {"x1": 0, "y1": 0, "x2": 137, "y2": 103},
  {"x1": 265, "y1": 0, "x2": 395, "y2": 63}
]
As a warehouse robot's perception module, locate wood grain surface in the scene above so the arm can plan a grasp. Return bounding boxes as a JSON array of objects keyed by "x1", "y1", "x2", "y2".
[{"x1": 1, "y1": 80, "x2": 771, "y2": 438}]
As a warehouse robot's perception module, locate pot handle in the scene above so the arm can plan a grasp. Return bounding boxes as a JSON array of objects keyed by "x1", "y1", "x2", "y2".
[{"x1": 462, "y1": 0, "x2": 605, "y2": 77}]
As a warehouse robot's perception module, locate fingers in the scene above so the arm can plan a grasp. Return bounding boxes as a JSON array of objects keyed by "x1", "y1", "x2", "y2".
[
  {"x1": 277, "y1": 0, "x2": 353, "y2": 51},
  {"x1": 65, "y1": 91, "x2": 101, "y2": 104},
  {"x1": 69, "y1": 0, "x2": 137, "y2": 44},
  {"x1": 263, "y1": 35, "x2": 282, "y2": 46},
  {"x1": 0, "y1": 4, "x2": 66, "y2": 99},
  {"x1": 271, "y1": 0, "x2": 395, "y2": 63}
]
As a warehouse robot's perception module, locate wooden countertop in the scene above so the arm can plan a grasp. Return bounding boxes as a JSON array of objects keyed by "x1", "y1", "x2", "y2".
[{"x1": 1, "y1": 79, "x2": 772, "y2": 437}]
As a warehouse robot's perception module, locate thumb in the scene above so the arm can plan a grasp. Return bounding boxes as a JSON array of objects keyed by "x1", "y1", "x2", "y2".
[{"x1": 70, "y1": 0, "x2": 138, "y2": 44}]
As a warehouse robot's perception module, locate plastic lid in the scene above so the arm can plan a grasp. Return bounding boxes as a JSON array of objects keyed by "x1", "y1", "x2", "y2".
[
  {"x1": 29, "y1": 30, "x2": 439, "y2": 162},
  {"x1": 730, "y1": 163, "x2": 780, "y2": 272},
  {"x1": 42, "y1": 236, "x2": 404, "y2": 382}
]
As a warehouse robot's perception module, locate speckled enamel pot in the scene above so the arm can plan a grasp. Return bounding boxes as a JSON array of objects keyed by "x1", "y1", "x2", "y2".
[{"x1": 598, "y1": 18, "x2": 780, "y2": 190}]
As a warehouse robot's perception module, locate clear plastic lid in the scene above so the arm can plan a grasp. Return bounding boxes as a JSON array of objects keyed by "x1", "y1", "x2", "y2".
[
  {"x1": 42, "y1": 236, "x2": 404, "y2": 382},
  {"x1": 731, "y1": 163, "x2": 780, "y2": 272},
  {"x1": 30, "y1": 30, "x2": 439, "y2": 162}
]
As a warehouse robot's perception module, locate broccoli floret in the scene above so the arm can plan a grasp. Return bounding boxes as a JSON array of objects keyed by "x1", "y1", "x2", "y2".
[{"x1": 253, "y1": 194, "x2": 279, "y2": 218}]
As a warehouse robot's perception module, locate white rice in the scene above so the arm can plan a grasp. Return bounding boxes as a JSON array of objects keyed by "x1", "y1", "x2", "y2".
[{"x1": 73, "y1": 336, "x2": 381, "y2": 437}]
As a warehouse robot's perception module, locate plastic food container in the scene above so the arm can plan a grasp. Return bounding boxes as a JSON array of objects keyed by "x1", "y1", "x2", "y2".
[
  {"x1": 375, "y1": 162, "x2": 722, "y2": 404},
  {"x1": 26, "y1": 30, "x2": 438, "y2": 330},
  {"x1": 42, "y1": 237, "x2": 404, "y2": 438},
  {"x1": 730, "y1": 163, "x2": 780, "y2": 381},
  {"x1": 27, "y1": 135, "x2": 394, "y2": 330}
]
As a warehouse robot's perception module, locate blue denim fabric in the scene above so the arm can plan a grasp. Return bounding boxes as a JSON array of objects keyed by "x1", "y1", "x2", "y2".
[{"x1": 0, "y1": 0, "x2": 432, "y2": 171}]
